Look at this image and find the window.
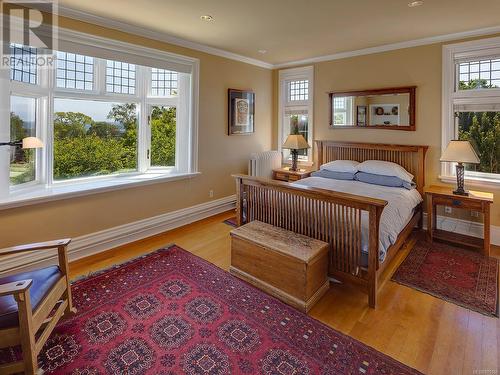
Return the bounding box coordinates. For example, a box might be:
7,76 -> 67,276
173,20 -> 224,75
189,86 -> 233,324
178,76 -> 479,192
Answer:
56,52 -> 94,90
10,44 -> 37,84
442,37 -> 500,184
10,96 -> 37,185
332,97 -> 353,126
151,68 -> 178,97
0,30 -> 199,202
279,67 -> 314,164
106,60 -> 136,94
149,106 -> 176,167
458,59 -> 500,90
53,99 -> 138,180
289,80 -> 308,101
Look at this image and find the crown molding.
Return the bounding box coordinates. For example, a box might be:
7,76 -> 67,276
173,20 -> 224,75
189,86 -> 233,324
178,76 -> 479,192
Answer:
274,25 -> 500,69
58,6 -> 500,71
57,6 -> 274,70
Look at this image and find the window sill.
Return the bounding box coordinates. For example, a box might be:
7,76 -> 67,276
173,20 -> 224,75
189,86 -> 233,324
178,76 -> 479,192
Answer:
0,170 -> 201,211
439,175 -> 500,190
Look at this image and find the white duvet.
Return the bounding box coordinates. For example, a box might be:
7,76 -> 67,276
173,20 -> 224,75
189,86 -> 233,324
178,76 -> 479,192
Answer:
292,177 -> 422,263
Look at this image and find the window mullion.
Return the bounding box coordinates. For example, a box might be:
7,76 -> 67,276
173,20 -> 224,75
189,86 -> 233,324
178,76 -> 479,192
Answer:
137,65 -> 149,173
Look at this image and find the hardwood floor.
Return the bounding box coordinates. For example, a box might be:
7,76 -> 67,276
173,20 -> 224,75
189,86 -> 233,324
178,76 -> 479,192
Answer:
69,210 -> 500,375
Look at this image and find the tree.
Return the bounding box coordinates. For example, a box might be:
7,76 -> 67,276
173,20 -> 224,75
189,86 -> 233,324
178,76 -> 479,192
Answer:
54,112 -> 92,139
150,106 -> 176,166
107,103 -> 138,169
87,121 -> 121,139
459,79 -> 493,90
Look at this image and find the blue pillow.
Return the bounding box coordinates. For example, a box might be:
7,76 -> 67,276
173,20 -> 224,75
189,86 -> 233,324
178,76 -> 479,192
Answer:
311,170 -> 355,180
355,172 -> 416,190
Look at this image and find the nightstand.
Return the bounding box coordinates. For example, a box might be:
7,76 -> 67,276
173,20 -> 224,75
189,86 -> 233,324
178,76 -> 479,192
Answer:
424,185 -> 493,256
273,167 -> 312,182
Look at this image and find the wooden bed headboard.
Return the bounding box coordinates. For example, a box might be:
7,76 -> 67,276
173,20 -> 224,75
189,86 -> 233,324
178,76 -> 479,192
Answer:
315,141 -> 428,194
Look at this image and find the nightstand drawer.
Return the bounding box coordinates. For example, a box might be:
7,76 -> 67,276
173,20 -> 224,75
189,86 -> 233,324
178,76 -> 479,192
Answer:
432,196 -> 483,210
288,174 -> 301,182
274,172 -> 289,181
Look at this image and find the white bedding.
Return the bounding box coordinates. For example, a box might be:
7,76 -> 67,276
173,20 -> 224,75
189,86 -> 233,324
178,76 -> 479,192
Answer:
292,177 -> 422,263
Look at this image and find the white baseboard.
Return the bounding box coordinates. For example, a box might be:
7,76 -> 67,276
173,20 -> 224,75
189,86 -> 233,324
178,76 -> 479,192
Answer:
422,213 -> 500,246
0,195 -> 236,275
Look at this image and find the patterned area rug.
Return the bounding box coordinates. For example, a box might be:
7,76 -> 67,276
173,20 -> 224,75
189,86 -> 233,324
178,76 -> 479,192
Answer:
1,246 -> 422,374
223,216 -> 237,227
392,238 -> 499,317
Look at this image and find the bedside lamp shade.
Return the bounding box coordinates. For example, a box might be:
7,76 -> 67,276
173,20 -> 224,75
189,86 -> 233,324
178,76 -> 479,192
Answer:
22,137 -> 44,149
282,134 -> 310,172
282,134 -> 310,150
440,140 -> 480,196
440,140 -> 479,164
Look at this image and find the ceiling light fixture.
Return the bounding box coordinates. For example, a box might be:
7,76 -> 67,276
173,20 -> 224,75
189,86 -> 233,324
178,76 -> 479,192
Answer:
200,15 -> 214,21
408,1 -> 424,7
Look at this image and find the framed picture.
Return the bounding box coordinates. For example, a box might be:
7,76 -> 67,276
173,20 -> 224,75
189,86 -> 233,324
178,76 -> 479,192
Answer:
356,105 -> 367,127
228,89 -> 255,135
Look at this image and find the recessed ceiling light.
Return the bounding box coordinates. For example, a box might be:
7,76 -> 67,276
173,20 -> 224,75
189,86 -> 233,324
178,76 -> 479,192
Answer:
200,15 -> 214,21
258,49 -> 267,54
408,1 -> 424,7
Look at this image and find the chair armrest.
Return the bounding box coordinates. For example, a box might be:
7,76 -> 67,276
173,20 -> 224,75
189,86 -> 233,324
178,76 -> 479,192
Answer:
0,239 -> 71,257
0,279 -> 32,297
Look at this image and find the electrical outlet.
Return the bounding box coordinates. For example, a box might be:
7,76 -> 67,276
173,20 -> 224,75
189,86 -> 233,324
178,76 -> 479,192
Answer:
209,189 -> 214,198
444,206 -> 452,214
471,210 -> 480,218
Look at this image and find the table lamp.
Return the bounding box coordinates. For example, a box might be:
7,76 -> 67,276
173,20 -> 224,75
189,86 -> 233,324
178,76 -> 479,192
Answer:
0,137 -> 44,149
440,140 -> 480,196
282,134 -> 310,172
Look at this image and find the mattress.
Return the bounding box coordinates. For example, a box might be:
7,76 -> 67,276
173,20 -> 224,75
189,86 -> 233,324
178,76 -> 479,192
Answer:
292,177 -> 422,264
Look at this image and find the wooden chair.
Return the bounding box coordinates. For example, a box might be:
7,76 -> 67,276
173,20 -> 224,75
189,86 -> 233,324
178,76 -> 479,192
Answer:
0,239 -> 76,375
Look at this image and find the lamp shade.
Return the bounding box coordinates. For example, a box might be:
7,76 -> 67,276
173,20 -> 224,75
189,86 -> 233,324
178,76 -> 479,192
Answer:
282,134 -> 310,150
440,140 -> 480,163
22,137 -> 44,149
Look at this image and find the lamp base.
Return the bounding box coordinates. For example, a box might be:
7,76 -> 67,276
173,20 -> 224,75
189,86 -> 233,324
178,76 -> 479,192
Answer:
290,150 -> 299,172
453,163 -> 468,196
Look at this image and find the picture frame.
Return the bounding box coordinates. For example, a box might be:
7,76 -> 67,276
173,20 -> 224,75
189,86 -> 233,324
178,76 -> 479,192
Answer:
228,89 -> 255,135
356,105 -> 367,127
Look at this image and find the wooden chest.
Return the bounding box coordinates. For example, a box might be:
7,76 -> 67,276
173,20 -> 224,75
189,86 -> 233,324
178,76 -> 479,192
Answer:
229,220 -> 329,312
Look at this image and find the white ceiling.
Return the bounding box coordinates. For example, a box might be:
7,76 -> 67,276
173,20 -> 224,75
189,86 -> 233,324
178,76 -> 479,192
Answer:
59,0 -> 500,65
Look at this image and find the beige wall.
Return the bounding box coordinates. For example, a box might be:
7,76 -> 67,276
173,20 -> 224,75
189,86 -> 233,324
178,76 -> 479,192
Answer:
307,41 -> 500,226
0,17 -> 273,248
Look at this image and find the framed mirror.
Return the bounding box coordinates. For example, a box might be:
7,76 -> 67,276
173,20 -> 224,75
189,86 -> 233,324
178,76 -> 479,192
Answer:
329,86 -> 416,131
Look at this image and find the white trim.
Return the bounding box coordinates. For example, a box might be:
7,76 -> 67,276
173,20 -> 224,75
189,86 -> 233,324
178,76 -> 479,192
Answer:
58,6 -> 500,70
422,213 -> 500,246
275,26 -> 500,69
439,174 -> 500,189
441,36 -> 500,180
0,171 -> 201,211
58,6 -> 274,70
0,194 -> 236,275
278,66 -> 314,164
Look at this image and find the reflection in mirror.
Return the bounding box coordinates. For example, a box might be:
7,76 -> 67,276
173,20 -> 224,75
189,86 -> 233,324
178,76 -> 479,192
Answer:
329,87 -> 416,131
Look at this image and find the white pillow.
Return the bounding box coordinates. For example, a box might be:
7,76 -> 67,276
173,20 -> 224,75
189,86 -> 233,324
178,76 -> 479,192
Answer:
357,160 -> 414,182
320,160 -> 359,173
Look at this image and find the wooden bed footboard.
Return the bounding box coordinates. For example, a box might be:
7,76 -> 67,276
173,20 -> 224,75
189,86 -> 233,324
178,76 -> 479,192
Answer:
233,141 -> 428,308
233,174 -> 387,307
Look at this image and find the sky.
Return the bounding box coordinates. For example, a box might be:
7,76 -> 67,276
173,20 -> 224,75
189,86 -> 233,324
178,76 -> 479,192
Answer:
11,96 -> 134,122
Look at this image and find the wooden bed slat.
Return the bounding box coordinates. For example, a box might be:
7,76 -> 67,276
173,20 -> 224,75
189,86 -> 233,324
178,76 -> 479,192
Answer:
234,141 -> 428,308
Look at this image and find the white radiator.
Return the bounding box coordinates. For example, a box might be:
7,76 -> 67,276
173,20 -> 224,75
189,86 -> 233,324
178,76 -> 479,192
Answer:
248,151 -> 282,178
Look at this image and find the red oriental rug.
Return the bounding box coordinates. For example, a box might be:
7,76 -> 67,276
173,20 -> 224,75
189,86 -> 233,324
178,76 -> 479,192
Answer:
1,245 -> 422,374
392,238 -> 499,317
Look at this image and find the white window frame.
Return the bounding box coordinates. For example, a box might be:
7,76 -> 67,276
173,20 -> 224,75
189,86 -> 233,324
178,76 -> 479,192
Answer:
278,66 -> 314,166
0,26 -> 199,206
441,36 -> 500,188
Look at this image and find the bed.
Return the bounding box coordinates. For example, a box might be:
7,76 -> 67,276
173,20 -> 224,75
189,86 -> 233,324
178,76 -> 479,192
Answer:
233,141 -> 428,308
